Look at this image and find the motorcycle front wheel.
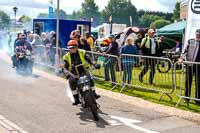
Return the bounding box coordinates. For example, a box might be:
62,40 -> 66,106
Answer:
84,90 -> 99,121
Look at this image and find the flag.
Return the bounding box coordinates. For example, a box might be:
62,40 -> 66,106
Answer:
109,15 -> 112,23
183,0 -> 200,51
48,0 -> 54,18
90,16 -> 94,23
130,16 -> 132,26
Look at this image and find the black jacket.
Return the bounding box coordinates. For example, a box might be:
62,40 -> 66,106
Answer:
105,41 -> 119,56
64,51 -> 92,75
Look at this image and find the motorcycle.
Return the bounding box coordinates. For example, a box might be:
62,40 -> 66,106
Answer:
16,46 -> 34,75
157,50 -> 183,73
63,64 -> 101,121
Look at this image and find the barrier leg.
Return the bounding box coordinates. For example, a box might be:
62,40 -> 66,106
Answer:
111,84 -> 118,91
176,97 -> 182,107
159,93 -> 172,102
120,84 -> 126,93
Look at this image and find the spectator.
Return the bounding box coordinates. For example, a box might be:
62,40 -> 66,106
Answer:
135,32 -> 143,66
139,29 -> 160,84
41,32 -> 51,46
31,33 -> 43,62
7,32 -> 12,54
79,37 -> 91,51
49,32 -> 62,65
12,33 -> 22,67
73,34 -> 81,46
120,37 -> 138,84
175,38 -> 183,54
14,33 -> 22,50
103,34 -> 119,83
70,30 -> 81,40
49,32 -> 56,65
31,33 -> 42,46
157,36 -> 173,56
27,31 -> 33,43
179,29 -> 200,105
135,33 -> 143,50
85,31 -> 94,50
41,32 -> 51,61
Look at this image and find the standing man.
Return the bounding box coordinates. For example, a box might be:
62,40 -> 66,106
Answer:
179,29 -> 200,104
103,34 -> 119,83
85,31 -> 94,50
139,29 -> 160,84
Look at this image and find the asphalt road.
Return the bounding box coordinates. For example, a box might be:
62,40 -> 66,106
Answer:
0,58 -> 200,133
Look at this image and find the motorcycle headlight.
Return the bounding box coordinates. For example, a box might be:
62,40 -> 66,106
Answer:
26,50 -> 31,55
82,85 -> 90,92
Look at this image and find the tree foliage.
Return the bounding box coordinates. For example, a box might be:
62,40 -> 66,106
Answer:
102,0 -> 138,26
150,19 -> 171,29
55,9 -> 68,19
0,10 -> 10,28
172,2 -> 180,21
71,0 -> 101,26
70,10 -> 82,20
18,15 -> 31,23
139,13 -> 164,28
68,0 -> 176,28
37,9 -> 67,19
37,13 -> 48,19
139,10 -> 172,19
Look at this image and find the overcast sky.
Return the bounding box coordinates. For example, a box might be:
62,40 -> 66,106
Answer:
0,0 -> 179,18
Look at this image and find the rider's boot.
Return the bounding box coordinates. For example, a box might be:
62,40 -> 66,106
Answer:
93,90 -> 101,99
72,94 -> 80,105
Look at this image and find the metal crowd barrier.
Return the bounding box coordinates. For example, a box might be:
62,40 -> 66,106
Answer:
33,45 -> 57,69
32,46 -> 178,102
33,45 -> 65,69
120,54 -> 175,101
86,51 -> 121,90
174,61 -> 200,106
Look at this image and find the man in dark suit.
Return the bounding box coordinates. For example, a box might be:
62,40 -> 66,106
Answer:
179,29 -> 200,104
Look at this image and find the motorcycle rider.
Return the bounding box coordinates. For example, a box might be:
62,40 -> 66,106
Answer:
14,34 -> 33,68
62,40 -> 100,105
15,34 -> 32,53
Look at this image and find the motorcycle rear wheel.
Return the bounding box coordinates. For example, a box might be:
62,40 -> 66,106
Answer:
157,60 -> 171,73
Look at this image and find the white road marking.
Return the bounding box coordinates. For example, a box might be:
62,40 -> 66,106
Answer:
0,115 -> 28,133
110,115 -> 159,133
107,120 -> 122,126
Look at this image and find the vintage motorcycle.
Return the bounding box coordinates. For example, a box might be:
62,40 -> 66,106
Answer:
63,64 -> 101,121
15,46 -> 34,75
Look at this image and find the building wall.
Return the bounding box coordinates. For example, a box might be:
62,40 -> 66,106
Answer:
180,0 -> 188,19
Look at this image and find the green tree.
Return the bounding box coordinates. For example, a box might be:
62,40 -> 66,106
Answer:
55,9 -> 68,19
172,2 -> 180,21
37,13 -> 48,19
18,15 -> 31,23
102,0 -> 138,26
71,10 -> 82,20
70,0 -> 101,26
82,0 -> 101,25
0,11 -> 10,29
139,13 -> 164,28
150,19 -> 171,29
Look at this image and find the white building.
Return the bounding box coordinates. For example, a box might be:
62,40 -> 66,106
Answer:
180,0 -> 188,19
